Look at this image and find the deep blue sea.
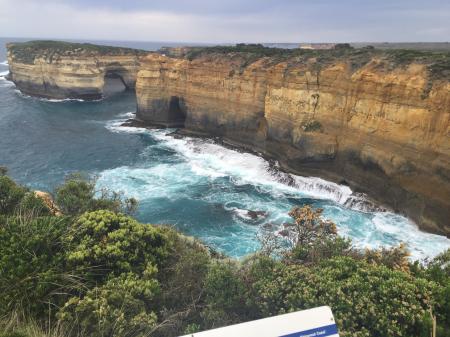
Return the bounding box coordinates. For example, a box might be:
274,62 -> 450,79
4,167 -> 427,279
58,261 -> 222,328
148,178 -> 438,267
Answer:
1,37 -> 449,260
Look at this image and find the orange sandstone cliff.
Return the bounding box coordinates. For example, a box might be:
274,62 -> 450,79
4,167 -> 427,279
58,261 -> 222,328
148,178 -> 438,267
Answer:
7,42 -> 450,235
136,49 -> 450,236
7,41 -> 146,100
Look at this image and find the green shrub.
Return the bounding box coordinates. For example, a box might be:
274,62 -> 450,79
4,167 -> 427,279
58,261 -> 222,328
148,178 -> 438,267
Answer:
58,211 -> 170,336
18,192 -> 52,216
0,331 -> 29,337
55,173 -> 137,216
65,210 -> 169,282
0,175 -> 27,214
8,40 -> 146,65
58,272 -> 159,337
203,260 -> 249,326
289,236 -> 353,263
248,256 -> 435,337
364,243 -> 410,272
0,166 -> 8,176
421,249 -> 450,336
150,229 -> 212,336
0,215 -> 70,317
0,176 -> 447,337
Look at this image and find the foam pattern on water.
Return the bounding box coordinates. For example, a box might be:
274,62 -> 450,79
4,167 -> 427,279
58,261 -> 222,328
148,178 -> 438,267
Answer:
97,119 -> 450,260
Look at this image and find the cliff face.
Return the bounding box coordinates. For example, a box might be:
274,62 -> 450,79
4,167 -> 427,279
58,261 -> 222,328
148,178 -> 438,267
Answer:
7,41 -> 146,99
136,52 -> 450,236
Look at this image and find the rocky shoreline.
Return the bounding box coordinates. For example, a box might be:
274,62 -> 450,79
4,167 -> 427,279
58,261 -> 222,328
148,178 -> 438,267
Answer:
134,50 -> 450,237
7,42 -> 450,237
121,118 -> 390,214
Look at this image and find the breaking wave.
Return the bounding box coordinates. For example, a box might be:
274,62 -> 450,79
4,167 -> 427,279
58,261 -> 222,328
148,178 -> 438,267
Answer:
98,114 -> 450,260
15,90 -> 87,102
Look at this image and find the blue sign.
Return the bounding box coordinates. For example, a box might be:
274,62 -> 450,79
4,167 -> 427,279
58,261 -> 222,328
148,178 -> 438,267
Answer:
280,324 -> 339,337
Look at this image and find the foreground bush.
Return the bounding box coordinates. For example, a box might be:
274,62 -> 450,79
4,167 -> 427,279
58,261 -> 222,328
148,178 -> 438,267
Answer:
246,256 -> 435,337
65,210 -> 168,281
58,210 -> 170,337
0,215 -> 70,317
0,174 -> 448,337
55,173 -> 137,216
0,174 -> 50,216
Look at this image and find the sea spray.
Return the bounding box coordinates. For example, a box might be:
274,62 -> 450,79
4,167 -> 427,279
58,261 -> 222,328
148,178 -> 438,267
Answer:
98,116 -> 450,260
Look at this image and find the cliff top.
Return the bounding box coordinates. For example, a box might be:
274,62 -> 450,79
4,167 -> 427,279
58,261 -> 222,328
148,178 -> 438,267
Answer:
7,40 -> 148,64
183,44 -> 450,81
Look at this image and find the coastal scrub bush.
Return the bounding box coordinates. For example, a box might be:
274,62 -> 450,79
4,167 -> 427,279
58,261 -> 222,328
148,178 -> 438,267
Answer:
153,229 -> 212,336
0,175 -> 27,214
55,173 -> 138,216
0,172 -> 51,216
64,210 -> 169,282
0,175 -> 448,337
276,205 -> 354,264
57,210 -> 171,336
202,260 -> 250,327
364,243 -> 410,272
0,215 -> 71,317
0,166 -> 8,175
246,256 -> 435,337
412,249 -> 450,336
58,272 -> 160,337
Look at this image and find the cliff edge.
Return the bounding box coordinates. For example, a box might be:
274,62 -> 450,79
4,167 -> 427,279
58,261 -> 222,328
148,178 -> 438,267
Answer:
6,42 -> 450,236
136,45 -> 450,236
7,40 -> 147,99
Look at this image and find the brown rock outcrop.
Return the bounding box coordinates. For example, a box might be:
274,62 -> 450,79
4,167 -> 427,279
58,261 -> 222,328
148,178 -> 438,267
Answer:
136,52 -> 450,236
34,191 -> 61,216
7,41 -> 146,99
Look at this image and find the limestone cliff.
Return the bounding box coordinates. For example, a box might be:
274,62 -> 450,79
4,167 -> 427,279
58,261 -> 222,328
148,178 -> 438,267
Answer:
136,47 -> 450,236
7,41 -> 146,99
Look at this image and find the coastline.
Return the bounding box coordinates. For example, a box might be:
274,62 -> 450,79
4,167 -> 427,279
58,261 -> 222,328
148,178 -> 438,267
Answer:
121,118 -> 447,236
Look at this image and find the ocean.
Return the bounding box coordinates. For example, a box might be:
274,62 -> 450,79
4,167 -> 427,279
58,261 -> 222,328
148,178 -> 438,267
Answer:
1,37 -> 449,260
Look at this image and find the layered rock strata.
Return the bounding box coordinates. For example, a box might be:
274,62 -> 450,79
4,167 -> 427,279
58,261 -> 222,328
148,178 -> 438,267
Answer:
7,41 -> 450,236
7,41 -> 146,99
136,52 -> 450,236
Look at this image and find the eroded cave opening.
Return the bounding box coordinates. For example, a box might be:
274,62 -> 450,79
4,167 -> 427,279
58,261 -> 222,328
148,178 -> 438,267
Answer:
103,71 -> 128,97
166,96 -> 187,127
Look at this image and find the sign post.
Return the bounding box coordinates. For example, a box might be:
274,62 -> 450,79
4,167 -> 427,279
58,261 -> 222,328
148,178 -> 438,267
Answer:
180,306 -> 339,337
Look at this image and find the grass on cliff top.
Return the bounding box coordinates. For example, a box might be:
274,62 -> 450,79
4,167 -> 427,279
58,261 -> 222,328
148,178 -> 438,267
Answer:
7,40 -> 148,64
185,43 -> 450,81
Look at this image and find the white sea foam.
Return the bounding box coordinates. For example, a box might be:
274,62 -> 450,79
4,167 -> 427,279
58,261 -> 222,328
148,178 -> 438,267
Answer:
97,164 -> 202,200
100,126 -> 450,260
14,89 -> 104,103
118,111 -> 136,118
151,130 -> 355,204
0,71 -> 14,87
105,112 -> 147,134
371,212 -> 449,260
0,60 -> 8,66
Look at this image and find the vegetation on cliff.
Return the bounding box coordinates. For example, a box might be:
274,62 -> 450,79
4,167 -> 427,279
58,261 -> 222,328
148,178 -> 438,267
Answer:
185,43 -> 450,81
0,169 -> 449,337
7,40 -> 147,64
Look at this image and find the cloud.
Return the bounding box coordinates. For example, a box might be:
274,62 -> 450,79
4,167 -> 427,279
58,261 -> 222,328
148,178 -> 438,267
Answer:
0,0 -> 449,42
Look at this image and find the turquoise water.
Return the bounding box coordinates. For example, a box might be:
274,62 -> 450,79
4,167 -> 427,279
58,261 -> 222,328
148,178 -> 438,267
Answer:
1,39 -> 449,260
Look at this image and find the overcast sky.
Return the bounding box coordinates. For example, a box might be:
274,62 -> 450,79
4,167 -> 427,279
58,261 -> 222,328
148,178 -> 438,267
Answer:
1,0 -> 449,43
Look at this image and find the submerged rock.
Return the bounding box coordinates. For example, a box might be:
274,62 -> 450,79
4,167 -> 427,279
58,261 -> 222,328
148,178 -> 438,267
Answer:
246,210 -> 268,220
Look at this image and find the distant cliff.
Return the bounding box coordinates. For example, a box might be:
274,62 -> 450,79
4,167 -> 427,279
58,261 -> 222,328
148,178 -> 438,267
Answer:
7,41 -> 146,99
136,45 -> 450,236
7,42 -> 450,236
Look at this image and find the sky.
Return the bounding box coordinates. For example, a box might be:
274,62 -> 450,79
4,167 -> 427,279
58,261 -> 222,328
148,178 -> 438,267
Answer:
1,0 -> 449,43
